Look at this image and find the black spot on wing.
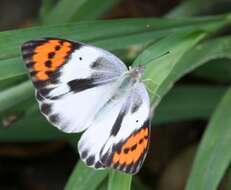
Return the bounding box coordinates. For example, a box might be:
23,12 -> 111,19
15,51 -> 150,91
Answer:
90,57 -> 119,73
123,148 -> 129,154
39,88 -> 52,97
40,103 -> 51,115
49,114 -> 60,124
95,161 -> 104,169
100,152 -> 112,166
110,108 -> 127,136
81,150 -> 88,159
67,77 -> 112,93
33,80 -> 48,89
45,60 -> 52,68
91,59 -> 101,69
131,144 -> 137,151
36,91 -> 44,101
55,45 -> 61,51
86,156 -> 95,166
73,41 -> 82,49
110,96 -> 131,136
67,78 -> 99,93
131,92 -> 143,113
124,164 -> 133,173
48,52 -> 55,59
131,101 -> 141,113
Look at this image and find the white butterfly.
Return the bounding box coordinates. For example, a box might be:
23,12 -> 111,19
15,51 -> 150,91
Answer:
21,38 -> 151,174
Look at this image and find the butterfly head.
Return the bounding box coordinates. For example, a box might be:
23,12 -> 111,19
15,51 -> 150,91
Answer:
129,65 -> 144,82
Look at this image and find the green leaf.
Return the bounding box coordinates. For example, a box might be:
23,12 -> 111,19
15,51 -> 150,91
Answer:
64,161 -> 109,190
192,58 -> 231,82
0,81 -> 33,113
166,0 -> 227,17
156,35 -> 231,101
226,167 -> 231,190
0,75 -> 27,91
186,87 -> 231,190
44,0 -> 122,24
0,106 -> 72,142
0,57 -> 26,81
39,0 -> 57,22
154,85 -> 226,124
134,31 -> 205,104
44,0 -> 90,24
108,171 -> 132,190
132,177 -> 150,190
69,0 -> 122,21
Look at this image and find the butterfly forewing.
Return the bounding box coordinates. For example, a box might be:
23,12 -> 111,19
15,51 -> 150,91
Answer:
21,38 -> 127,133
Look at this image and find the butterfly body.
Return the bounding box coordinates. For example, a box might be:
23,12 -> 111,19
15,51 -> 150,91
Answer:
21,38 -> 151,174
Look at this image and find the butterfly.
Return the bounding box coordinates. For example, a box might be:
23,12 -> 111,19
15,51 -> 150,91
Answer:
21,38 -> 151,174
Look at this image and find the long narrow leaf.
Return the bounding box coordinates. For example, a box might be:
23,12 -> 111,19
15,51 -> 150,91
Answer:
108,171 -> 132,190
166,0 -> 224,17
0,81 -> 33,113
39,0 -> 57,21
69,0 -> 122,21
45,0 -> 89,24
64,161 -> 109,190
192,59 -> 231,82
135,31 -> 205,103
156,36 -> 231,102
154,85 -> 226,124
186,87 -> 231,190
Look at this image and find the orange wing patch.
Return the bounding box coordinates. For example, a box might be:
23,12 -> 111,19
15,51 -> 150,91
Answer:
31,39 -> 72,81
112,127 -> 149,166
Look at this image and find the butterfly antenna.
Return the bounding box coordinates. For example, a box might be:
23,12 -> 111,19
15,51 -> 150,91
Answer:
140,44 -> 144,66
154,51 -> 170,60
143,50 -> 170,66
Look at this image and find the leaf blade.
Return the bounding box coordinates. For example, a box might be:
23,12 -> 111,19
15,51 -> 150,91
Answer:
64,161 -> 109,190
108,171 -> 132,190
186,87 -> 231,190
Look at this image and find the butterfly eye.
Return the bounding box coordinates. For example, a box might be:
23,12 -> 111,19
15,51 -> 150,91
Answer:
136,120 -> 139,123
79,57 -> 82,60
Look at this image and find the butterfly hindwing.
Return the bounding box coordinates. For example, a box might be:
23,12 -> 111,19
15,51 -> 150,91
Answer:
78,89 -> 128,169
78,83 -> 151,174
100,83 -> 151,174
21,38 -> 128,133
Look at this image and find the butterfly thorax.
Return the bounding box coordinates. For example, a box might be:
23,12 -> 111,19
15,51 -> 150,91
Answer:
116,65 -> 144,93
129,65 -> 144,81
